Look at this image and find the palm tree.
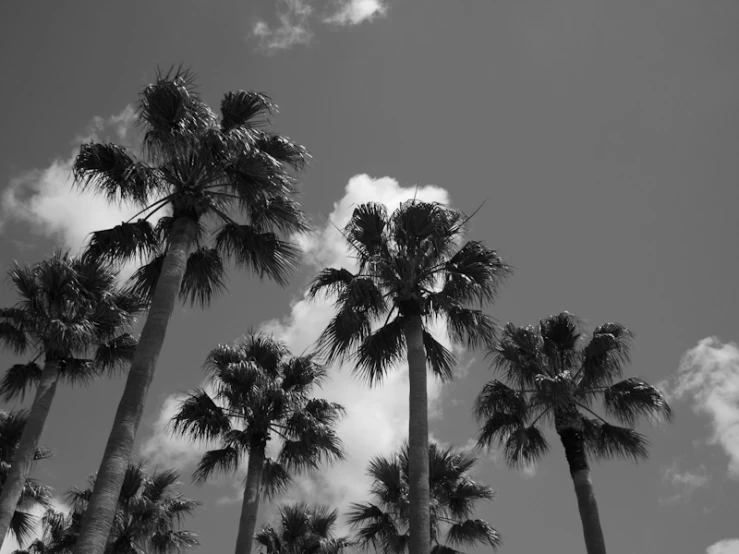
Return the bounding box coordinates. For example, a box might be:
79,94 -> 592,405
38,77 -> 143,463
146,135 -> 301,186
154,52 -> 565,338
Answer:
348,443 -> 501,554
70,67 -> 310,554
310,200 -> 508,554
255,503 -> 352,554
0,410 -> 53,548
0,253 -> 142,547
12,462 -> 199,554
171,333 -> 345,554
474,312 -> 672,554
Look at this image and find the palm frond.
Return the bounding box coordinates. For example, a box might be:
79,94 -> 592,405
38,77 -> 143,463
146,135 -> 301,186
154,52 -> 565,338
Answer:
73,143 -> 156,206
355,316 -> 406,386
431,305 -> 496,351
278,425 -> 345,472
473,380 -> 527,421
0,320 -> 29,355
143,469 -> 181,503
179,247 -> 227,308
93,333 -> 138,373
83,220 -> 160,264
503,425 -> 549,467
214,223 -> 299,286
538,312 -> 582,370
171,389 -> 231,443
441,241 -> 510,305
0,362 -> 43,401
128,253 -> 165,303
192,446 -> 242,484
446,519 -> 501,550
343,203 -> 389,264
149,530 -> 199,554
423,331 -> 456,381
602,378 -> 673,425
249,194 -> 310,234
579,323 -> 634,388
308,268 -> 355,300
9,510 -> 38,545
280,355 -> 328,392
581,419 -> 649,462
488,324 -> 543,387
221,90 -> 275,132
315,306 -> 372,364
261,458 -> 293,500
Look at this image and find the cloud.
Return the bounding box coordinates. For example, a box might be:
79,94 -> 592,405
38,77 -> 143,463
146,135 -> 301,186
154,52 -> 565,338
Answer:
706,539 -> 739,554
658,462 -> 709,505
252,0 -> 314,52
1,106 -> 143,259
251,0 -> 387,52
325,0 -> 387,25
668,338 -> 739,479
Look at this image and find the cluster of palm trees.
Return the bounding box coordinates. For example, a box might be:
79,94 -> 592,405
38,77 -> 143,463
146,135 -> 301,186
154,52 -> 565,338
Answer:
0,69 -> 672,554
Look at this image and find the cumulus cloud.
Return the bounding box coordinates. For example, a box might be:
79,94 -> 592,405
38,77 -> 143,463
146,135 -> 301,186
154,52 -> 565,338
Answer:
252,0 -> 314,52
668,338 -> 739,479
139,174 -> 460,518
706,539 -> 739,554
325,0 -> 387,25
1,106 -> 143,258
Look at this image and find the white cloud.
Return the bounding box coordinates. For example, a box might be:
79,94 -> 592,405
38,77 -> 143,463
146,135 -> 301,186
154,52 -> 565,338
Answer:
325,0 -> 387,25
658,462 -> 709,505
669,338 -> 739,479
252,0 -> 314,52
706,539 -> 739,554
1,106 -> 143,259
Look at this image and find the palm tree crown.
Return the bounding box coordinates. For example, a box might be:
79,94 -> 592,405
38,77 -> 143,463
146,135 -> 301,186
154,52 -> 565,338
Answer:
348,443 -> 501,554
172,333 -> 345,487
475,312 -> 672,467
0,410 -> 53,546
73,67 -> 309,303
0,252 -> 141,394
256,503 -> 353,554
310,200 -> 509,383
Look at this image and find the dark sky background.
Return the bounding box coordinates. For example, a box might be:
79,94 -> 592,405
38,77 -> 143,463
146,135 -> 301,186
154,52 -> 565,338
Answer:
1,1 -> 739,553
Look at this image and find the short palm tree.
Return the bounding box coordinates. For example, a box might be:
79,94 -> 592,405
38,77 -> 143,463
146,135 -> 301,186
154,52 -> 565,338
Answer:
0,410 -> 53,547
70,68 -> 309,554
255,502 -> 352,554
12,462 -> 199,554
0,253 -> 141,547
348,443 -> 501,554
171,333 -> 345,554
474,312 -> 672,554
310,200 -> 508,554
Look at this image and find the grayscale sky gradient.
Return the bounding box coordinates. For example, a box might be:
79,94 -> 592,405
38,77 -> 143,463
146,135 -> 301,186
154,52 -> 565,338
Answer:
1,1 -> 738,553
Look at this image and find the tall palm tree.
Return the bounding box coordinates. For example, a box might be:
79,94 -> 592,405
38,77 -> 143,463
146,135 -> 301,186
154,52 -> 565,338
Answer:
256,503 -> 352,554
0,410 -> 53,547
70,67 -> 309,554
474,312 -> 672,554
348,443 -> 501,554
0,253 -> 142,547
171,333 -> 345,554
310,200 -> 509,554
12,462 -> 199,554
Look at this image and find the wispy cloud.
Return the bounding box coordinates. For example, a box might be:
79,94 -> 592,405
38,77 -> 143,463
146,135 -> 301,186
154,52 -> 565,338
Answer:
251,0 -> 387,52
324,0 -> 387,25
252,0 -> 314,52
706,538 -> 739,554
666,338 -> 739,479
659,462 -> 709,505
0,106 -> 142,259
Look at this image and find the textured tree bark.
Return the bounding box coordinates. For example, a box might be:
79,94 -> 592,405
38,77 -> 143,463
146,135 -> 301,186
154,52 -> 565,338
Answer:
0,360 -> 61,548
234,447 -> 266,554
73,216 -> 197,554
558,426 -> 607,554
404,315 -> 430,554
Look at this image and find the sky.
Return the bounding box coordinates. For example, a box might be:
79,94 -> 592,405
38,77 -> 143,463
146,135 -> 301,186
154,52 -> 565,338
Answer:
0,1 -> 738,553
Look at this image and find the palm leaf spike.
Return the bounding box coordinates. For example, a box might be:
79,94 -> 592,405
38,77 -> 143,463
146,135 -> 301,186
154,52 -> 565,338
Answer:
475,312 -> 672,554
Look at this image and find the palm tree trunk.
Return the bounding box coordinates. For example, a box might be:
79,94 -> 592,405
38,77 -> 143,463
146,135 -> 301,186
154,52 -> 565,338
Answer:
404,315 -> 430,554
0,360 -> 61,548
73,216 -> 198,554
234,446 -> 265,554
558,427 -> 607,554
